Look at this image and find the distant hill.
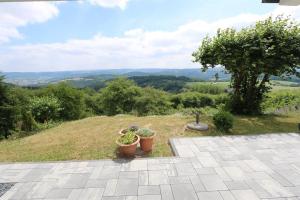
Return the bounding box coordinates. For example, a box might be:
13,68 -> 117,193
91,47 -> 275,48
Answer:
129,75 -> 194,92
2,67 -> 299,87
2,68 -> 229,86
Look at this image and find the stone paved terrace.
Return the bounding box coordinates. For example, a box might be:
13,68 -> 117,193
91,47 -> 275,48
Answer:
1,133 -> 300,200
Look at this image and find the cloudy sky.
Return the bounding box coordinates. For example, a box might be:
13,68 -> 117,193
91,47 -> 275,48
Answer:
0,0 -> 299,72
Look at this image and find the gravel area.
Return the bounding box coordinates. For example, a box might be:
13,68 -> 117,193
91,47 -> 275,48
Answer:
0,183 -> 15,197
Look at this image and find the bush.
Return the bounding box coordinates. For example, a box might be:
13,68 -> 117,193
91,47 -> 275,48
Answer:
262,90 -> 300,112
185,83 -> 226,94
134,87 -> 172,116
46,83 -> 85,120
99,78 -> 142,115
21,111 -> 38,132
0,77 -> 20,138
213,94 -> 230,106
29,96 -> 61,123
213,111 -> 234,132
171,92 -> 214,108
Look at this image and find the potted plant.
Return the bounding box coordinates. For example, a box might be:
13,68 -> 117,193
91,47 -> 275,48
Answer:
136,128 -> 156,152
119,125 -> 139,135
116,131 -> 140,157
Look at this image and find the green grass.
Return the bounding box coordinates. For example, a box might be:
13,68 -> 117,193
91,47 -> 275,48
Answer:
187,81 -> 300,92
0,113 -> 299,162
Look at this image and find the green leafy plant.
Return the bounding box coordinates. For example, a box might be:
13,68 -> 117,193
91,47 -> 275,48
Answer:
213,111 -> 234,133
118,131 -> 137,145
193,16 -> 300,114
136,128 -> 155,137
29,96 -> 61,123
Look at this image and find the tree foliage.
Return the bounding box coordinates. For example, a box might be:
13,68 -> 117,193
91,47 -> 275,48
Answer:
193,16 -> 300,114
99,78 -> 141,115
0,76 -> 20,138
135,87 -> 172,116
46,83 -> 85,120
29,96 -> 61,123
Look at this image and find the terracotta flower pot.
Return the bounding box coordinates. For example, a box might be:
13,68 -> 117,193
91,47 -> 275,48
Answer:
119,129 -> 127,135
139,133 -> 156,152
116,135 -> 140,157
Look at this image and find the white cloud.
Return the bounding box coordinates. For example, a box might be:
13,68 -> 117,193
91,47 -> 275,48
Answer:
88,0 -> 130,9
0,2 -> 59,43
0,5 -> 300,72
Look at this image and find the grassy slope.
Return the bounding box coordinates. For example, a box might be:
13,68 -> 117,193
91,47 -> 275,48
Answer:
0,113 -> 299,162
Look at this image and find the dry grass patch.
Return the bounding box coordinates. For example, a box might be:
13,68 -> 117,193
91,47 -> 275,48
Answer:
0,113 -> 298,162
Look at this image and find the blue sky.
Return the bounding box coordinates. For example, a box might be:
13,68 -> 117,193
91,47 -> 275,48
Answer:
0,0 -> 299,72
18,0 -> 274,43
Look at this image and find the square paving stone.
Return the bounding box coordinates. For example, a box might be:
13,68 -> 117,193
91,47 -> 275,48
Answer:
160,185 -> 174,200
138,185 -> 160,195
104,179 -> 118,196
148,171 -> 169,185
46,188 -> 72,199
190,176 -> 205,192
115,179 -> 138,196
138,195 -> 161,200
139,171 -> 148,185
119,171 -> 139,179
77,188 -> 104,200
100,166 -> 121,179
61,174 -> 89,189
224,181 -> 249,190
197,191 -> 223,200
231,189 -> 260,200
171,184 -> 198,200
85,179 -> 107,188
169,176 -> 190,184
175,163 -> 197,176
199,174 -> 228,191
219,191 -> 236,200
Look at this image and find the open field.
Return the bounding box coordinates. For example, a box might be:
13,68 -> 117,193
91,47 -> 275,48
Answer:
187,81 -> 300,91
0,113 -> 299,162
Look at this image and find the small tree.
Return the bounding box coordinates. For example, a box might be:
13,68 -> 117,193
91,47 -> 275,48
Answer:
99,78 -> 141,115
135,87 -> 172,116
29,96 -> 61,123
47,83 -> 85,120
193,16 -> 300,114
0,76 -> 19,138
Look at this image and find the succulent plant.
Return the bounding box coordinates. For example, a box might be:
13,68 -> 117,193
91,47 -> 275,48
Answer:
118,131 -> 137,145
136,128 -> 154,138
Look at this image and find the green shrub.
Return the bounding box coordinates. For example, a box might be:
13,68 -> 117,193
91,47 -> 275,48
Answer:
118,131 -> 137,145
134,87 -> 172,116
0,77 -> 21,139
21,111 -> 38,132
262,90 -> 300,112
213,94 -> 230,106
213,111 -> 234,132
185,83 -> 226,94
171,92 -> 214,108
136,128 -> 155,137
29,96 -> 61,123
100,78 -> 142,116
46,83 -> 85,120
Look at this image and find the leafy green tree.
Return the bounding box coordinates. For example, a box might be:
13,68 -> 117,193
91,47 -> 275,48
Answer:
47,83 -> 85,120
29,96 -> 61,123
99,78 -> 141,115
0,76 -> 20,138
134,87 -> 172,116
193,16 -> 300,114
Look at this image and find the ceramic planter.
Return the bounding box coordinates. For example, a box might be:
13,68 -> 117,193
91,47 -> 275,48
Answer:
139,132 -> 156,152
116,135 -> 140,157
